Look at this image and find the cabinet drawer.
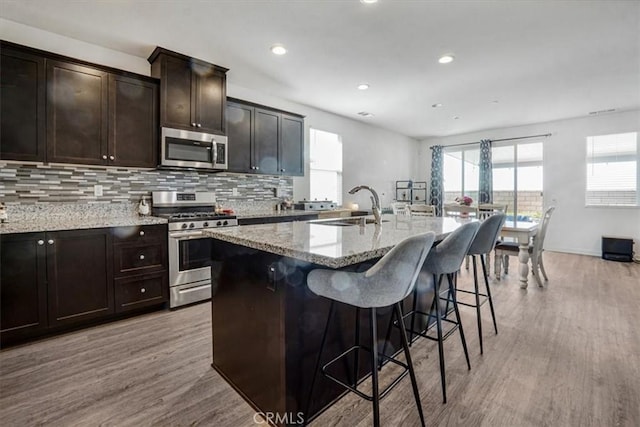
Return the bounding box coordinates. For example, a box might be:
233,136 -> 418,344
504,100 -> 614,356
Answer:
115,272 -> 168,312
114,242 -> 166,276
112,224 -> 167,243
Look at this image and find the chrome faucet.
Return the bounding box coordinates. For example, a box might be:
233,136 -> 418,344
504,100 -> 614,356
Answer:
349,185 -> 382,225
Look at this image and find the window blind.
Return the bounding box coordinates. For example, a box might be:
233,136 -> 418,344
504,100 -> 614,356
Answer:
586,132 -> 638,206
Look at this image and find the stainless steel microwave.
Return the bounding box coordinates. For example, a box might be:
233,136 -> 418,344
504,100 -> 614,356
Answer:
160,127 -> 228,170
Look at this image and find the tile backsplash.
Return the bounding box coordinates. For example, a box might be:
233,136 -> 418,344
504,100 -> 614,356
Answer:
0,161 -> 293,213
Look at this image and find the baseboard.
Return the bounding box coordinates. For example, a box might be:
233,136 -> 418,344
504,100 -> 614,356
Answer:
544,246 -> 600,257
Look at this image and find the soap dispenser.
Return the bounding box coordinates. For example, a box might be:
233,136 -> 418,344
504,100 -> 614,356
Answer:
138,196 -> 150,216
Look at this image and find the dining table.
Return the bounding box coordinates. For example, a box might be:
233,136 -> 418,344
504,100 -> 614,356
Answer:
495,220 -> 540,289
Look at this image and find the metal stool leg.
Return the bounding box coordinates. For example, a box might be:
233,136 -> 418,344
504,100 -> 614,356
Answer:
481,255 -> 498,335
448,273 -> 471,370
472,255 -> 484,354
369,308 -> 381,427
394,303 -> 426,427
303,300 -> 335,426
433,273 -> 447,404
353,307 -> 360,386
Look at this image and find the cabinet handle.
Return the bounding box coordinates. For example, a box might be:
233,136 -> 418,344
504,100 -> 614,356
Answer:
191,122 -> 197,127
109,155 -> 115,161
139,254 -> 145,260
140,288 -> 146,293
102,155 -> 107,160
139,230 -> 145,236
281,168 -> 285,172
48,239 -> 54,245
196,123 -> 202,128
37,240 -> 44,246
255,166 -> 260,170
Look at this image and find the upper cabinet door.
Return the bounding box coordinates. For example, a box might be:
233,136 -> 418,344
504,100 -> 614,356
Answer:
46,60 -> 108,165
160,55 -> 194,130
279,114 -> 304,176
196,68 -> 226,135
108,74 -> 159,168
254,108 -> 280,175
0,46 -> 46,162
227,101 -> 253,173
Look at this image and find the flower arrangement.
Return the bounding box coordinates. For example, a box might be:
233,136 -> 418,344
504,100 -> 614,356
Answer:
455,195 -> 473,206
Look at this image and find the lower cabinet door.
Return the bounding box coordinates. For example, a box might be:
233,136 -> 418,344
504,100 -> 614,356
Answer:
47,228 -> 114,327
0,232 -> 47,343
115,271 -> 168,313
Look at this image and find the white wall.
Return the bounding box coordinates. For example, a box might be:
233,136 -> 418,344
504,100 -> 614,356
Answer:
1,19 -> 420,210
419,110 -> 640,257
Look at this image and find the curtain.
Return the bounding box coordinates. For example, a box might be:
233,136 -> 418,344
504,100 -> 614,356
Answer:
478,139 -> 493,204
429,145 -> 444,216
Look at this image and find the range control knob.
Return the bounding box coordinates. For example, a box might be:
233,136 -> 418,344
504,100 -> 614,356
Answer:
216,221 -> 222,226
223,220 -> 228,226
189,223 -> 195,229
181,223 -> 188,229
203,222 -> 209,227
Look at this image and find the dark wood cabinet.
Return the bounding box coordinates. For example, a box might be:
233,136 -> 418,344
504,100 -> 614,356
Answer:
0,224 -> 168,345
227,98 -> 304,176
46,60 -> 109,165
280,113 -> 304,176
0,233 -> 48,342
0,44 -> 46,161
254,108 -> 280,175
0,41 -> 159,168
149,47 -> 227,135
112,224 -> 168,313
109,74 -> 158,168
47,228 -> 114,327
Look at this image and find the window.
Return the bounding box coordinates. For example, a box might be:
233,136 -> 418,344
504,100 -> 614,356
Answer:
443,148 -> 479,203
310,128 -> 342,204
586,132 -> 638,206
492,141 -> 543,221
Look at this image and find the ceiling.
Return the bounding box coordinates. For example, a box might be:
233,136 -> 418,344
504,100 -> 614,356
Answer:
1,0 -> 639,139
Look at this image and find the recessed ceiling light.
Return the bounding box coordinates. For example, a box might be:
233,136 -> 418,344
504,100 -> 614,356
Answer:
490,100 -> 499,104
453,116 -> 460,120
438,54 -> 455,64
357,111 -> 374,117
357,83 -> 370,90
270,44 -> 287,55
360,0 -> 378,4
432,103 -> 443,108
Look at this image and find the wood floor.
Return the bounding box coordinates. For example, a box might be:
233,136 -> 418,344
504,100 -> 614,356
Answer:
1,252 -> 639,426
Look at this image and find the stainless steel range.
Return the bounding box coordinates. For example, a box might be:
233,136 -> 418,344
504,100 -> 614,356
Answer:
152,191 -> 237,308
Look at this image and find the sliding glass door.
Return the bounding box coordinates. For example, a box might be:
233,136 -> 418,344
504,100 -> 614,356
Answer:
443,148 -> 480,203
492,142 -> 543,221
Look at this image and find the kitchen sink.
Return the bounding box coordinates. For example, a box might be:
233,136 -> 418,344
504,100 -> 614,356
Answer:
311,217 -> 389,226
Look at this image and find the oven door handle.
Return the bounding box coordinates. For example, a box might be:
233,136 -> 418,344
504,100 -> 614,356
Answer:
169,231 -> 207,239
212,139 -> 218,165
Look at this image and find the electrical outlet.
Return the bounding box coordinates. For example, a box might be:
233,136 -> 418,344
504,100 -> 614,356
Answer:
232,188 -> 239,196
94,185 -> 103,197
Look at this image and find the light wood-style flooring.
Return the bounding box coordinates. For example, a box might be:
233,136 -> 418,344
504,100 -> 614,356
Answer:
1,252 -> 639,426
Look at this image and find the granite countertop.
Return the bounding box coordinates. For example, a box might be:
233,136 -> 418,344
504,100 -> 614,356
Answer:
203,214 -> 470,268
235,209 -> 325,219
0,215 -> 167,234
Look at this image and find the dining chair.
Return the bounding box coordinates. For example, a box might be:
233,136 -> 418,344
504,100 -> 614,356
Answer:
494,206 -> 555,287
391,202 -> 410,216
409,204 -> 436,217
305,232 -> 436,427
443,203 -> 478,218
476,203 -> 508,274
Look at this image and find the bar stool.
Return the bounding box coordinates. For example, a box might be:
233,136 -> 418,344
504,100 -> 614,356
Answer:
458,214 -> 505,354
397,222 -> 479,404
305,232 -> 436,427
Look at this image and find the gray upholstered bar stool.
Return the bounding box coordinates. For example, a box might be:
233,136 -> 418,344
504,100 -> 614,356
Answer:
305,232 -> 436,427
458,214 -> 505,354
403,222 -> 479,404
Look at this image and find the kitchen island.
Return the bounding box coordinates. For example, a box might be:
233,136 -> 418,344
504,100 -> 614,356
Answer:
203,215 -> 467,425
